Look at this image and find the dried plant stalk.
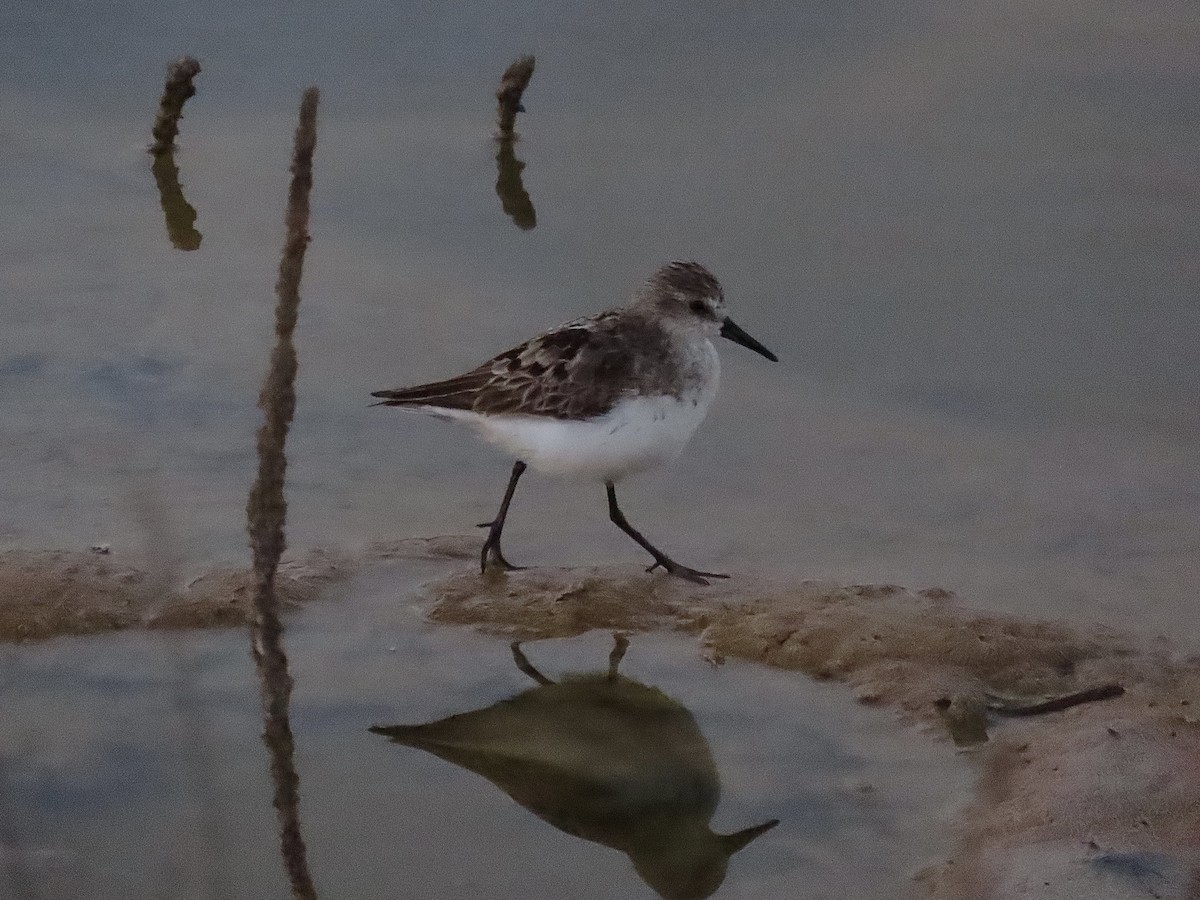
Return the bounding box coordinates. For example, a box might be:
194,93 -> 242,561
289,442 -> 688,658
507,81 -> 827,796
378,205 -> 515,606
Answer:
245,86 -> 321,900
494,55 -> 537,229
150,56 -> 202,155
148,56 -> 203,249
495,54 -> 535,137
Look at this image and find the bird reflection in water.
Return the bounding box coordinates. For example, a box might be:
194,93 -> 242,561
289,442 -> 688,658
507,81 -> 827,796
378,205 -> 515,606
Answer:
370,634 -> 778,899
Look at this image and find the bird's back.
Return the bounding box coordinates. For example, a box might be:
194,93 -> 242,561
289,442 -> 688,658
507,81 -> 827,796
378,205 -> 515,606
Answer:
372,308 -> 697,421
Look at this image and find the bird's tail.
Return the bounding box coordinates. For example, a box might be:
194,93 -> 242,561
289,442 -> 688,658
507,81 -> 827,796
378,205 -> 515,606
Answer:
370,372 -> 488,410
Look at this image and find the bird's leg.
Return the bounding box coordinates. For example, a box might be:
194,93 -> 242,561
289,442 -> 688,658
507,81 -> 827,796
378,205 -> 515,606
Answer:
480,460 -> 527,573
510,641 -> 554,685
607,632 -> 630,682
605,482 -> 729,585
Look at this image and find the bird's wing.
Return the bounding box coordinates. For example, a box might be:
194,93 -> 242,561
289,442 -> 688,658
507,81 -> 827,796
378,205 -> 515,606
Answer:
371,312 -> 644,420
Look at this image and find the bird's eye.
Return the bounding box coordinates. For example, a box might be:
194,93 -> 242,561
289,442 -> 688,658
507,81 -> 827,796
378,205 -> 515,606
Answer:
689,300 -> 707,315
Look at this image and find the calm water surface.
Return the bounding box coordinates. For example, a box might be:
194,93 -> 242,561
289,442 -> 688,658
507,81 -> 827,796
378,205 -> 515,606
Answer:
0,562 -> 970,898
1,7 -> 1197,628
3,6 -> 1196,893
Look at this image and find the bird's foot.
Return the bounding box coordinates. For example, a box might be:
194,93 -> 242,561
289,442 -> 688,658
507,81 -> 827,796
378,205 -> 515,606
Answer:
481,541 -> 526,574
645,559 -> 730,585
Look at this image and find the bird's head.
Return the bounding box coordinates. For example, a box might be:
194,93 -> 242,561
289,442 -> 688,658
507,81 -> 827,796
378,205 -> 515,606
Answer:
636,261 -> 777,362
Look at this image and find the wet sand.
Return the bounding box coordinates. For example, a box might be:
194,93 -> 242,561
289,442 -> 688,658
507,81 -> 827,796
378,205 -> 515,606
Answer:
0,537 -> 474,640
2,540 -> 1197,898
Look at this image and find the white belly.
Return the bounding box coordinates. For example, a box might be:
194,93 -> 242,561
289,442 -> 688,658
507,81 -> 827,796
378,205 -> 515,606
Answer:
476,390 -> 713,481
409,339 -> 721,482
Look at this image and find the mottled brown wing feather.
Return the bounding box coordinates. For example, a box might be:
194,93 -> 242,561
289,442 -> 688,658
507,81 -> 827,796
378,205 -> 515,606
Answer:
371,311 -> 670,420
369,371 -> 494,410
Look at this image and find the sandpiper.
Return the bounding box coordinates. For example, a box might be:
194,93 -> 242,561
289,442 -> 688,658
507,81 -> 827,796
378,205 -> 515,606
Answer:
371,261 -> 777,583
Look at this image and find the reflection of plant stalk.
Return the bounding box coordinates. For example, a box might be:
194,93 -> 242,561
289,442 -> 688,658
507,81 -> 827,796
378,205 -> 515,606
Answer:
151,151 -> 202,250
0,768 -> 37,900
150,56 -> 201,155
493,56 -> 537,230
245,86 -> 320,900
149,57 -> 203,250
495,54 -> 535,137
494,136 -> 536,230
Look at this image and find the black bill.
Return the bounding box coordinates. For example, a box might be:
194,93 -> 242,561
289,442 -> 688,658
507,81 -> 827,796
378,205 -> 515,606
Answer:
720,317 -> 778,362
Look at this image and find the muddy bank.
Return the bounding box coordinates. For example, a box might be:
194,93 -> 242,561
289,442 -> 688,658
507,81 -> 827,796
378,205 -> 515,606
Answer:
423,568 -> 1168,727
0,537 -> 474,641
2,543 -> 1197,897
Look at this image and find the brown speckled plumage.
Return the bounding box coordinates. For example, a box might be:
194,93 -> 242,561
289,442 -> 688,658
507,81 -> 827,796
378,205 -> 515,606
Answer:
371,262 -> 722,420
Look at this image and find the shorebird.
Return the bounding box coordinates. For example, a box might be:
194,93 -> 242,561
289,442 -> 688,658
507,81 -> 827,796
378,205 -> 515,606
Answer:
371,261 -> 777,583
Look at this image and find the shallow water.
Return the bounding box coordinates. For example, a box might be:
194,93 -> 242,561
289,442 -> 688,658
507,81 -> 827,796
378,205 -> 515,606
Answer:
0,561 -> 969,898
2,1 -> 1198,641
4,2 -> 1197,642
